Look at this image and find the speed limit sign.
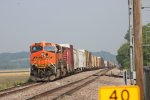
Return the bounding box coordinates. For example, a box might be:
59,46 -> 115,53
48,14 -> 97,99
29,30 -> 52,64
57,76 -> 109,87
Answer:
99,86 -> 140,100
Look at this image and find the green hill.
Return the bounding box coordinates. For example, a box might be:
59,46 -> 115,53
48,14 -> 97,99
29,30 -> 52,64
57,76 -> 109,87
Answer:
0,52 -> 30,69
92,51 -> 117,64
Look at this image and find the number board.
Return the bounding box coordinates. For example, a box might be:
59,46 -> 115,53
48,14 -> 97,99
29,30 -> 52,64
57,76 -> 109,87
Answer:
99,86 -> 140,100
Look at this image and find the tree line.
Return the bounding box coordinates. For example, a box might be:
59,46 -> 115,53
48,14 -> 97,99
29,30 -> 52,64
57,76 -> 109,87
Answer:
116,23 -> 150,69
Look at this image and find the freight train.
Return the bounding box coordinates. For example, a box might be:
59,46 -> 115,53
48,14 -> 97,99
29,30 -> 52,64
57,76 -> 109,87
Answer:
30,41 -> 115,81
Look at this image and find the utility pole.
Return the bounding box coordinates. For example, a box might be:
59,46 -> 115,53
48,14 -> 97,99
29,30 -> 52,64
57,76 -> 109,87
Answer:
133,0 -> 144,99
128,0 -> 134,85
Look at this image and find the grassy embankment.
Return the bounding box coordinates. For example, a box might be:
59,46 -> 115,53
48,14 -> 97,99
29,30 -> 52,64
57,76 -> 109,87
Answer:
0,69 -> 30,90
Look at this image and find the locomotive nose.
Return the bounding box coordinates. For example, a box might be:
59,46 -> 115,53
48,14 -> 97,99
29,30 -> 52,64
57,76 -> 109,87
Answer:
32,52 -> 50,68
41,52 -> 44,57
41,52 -> 49,57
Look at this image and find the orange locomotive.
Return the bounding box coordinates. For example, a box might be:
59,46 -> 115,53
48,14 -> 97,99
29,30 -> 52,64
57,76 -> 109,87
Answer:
30,41 -> 74,81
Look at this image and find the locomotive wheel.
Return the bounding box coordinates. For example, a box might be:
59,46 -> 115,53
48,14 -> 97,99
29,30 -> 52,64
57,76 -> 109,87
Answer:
62,68 -> 67,77
49,75 -> 56,81
56,69 -> 61,79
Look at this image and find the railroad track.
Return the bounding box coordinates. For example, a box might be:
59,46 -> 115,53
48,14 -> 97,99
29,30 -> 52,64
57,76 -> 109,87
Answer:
27,68 -> 112,100
0,82 -> 46,97
0,82 -> 35,93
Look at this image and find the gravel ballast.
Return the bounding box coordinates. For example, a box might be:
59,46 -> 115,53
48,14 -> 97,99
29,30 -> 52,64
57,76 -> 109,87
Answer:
0,69 -> 104,100
60,68 -> 130,100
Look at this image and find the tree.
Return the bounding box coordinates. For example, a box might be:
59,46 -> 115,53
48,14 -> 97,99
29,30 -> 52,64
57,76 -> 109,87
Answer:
143,23 -> 150,66
116,43 -> 130,69
124,30 -> 130,42
117,23 -> 150,69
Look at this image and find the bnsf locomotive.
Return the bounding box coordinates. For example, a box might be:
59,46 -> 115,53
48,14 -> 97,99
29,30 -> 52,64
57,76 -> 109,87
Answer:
30,41 -> 114,81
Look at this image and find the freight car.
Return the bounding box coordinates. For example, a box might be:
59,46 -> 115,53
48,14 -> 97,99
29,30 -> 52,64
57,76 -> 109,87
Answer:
30,41 -> 106,81
104,60 -> 116,68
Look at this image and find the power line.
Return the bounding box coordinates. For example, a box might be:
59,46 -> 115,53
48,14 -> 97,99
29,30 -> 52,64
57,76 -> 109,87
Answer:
142,7 -> 150,9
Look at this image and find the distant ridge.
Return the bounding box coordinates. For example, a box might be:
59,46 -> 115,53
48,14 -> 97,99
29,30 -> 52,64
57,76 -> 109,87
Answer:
0,52 -> 30,69
92,51 -> 117,64
0,51 -> 117,70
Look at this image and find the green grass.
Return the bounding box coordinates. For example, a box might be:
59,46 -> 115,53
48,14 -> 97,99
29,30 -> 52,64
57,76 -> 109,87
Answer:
0,71 -> 30,90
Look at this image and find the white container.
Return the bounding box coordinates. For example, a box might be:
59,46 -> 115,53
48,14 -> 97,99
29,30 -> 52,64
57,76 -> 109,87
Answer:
77,49 -> 86,68
73,49 -> 79,69
104,60 -> 108,67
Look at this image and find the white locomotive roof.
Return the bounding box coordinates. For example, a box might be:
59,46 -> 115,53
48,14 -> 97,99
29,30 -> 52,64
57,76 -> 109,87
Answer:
59,44 -> 71,48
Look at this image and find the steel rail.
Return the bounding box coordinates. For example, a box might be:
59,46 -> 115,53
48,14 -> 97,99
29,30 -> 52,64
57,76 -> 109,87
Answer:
0,82 -> 45,97
27,68 -> 112,100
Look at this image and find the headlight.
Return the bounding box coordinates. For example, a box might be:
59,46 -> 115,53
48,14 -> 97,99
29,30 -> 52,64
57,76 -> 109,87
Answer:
41,52 -> 44,57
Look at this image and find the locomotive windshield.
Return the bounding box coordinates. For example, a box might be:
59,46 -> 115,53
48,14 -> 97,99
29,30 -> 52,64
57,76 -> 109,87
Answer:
31,46 -> 43,53
44,46 -> 55,52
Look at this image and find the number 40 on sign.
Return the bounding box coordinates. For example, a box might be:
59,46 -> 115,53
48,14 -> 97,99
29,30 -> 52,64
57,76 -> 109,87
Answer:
99,86 -> 140,100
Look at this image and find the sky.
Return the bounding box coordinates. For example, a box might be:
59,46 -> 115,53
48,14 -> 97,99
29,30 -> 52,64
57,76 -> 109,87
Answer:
0,0 -> 149,54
